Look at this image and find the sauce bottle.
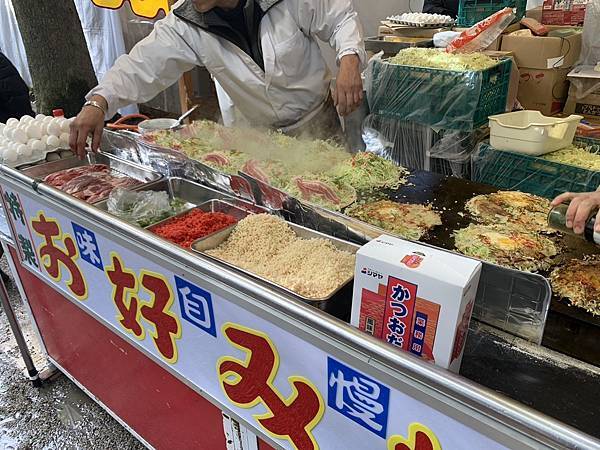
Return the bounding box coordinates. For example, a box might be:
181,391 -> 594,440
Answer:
548,203 -> 600,244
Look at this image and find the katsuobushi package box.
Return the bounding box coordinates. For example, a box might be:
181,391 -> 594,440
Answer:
351,235 -> 482,372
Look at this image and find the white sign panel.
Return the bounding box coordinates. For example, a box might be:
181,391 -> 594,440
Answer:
1,184 -> 507,450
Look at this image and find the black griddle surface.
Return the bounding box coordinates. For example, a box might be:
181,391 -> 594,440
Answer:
351,170 -> 600,364
462,322 -> 600,439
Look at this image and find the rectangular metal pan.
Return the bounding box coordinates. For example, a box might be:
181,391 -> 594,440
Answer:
192,219 -> 359,303
96,177 -> 265,213
147,199 -> 259,240
21,151 -> 161,185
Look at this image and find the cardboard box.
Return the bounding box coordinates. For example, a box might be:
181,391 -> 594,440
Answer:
517,67 -> 571,115
526,6 -> 543,22
350,235 -> 481,372
500,26 -> 582,69
542,0 -> 588,26
564,66 -> 600,121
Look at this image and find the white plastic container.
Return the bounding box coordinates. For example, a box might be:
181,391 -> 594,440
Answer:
488,110 -> 583,156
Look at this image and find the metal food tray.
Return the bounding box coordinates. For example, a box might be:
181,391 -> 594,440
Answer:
21,151 -> 160,186
95,177 -> 266,225
124,130 -> 257,203
192,219 -> 359,304
147,199 -> 263,246
365,36 -> 433,56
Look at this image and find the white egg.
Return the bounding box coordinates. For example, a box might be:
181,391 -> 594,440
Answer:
35,114 -> 45,120
5,129 -> 15,141
31,140 -> 45,153
27,138 -> 37,147
27,123 -> 42,139
0,123 -> 5,134
10,142 -> 20,151
42,116 -> 53,126
3,148 -> 18,162
60,118 -> 71,133
6,118 -> 18,127
3,126 -> 13,139
47,122 -> 61,136
40,135 -> 49,146
17,122 -> 28,131
20,115 -> 33,124
47,135 -> 60,148
13,128 -> 28,144
59,132 -> 70,147
17,144 -> 31,157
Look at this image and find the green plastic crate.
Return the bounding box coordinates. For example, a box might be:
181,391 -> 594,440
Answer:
472,138 -> 600,199
367,58 -> 512,132
457,0 -> 527,27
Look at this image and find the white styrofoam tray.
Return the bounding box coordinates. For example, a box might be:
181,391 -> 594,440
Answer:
488,110 -> 583,156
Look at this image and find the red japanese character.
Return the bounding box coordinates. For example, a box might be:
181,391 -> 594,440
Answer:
219,324 -> 324,450
139,272 -> 180,362
106,254 -> 143,338
394,431 -> 436,450
388,423 -> 442,450
31,214 -> 87,299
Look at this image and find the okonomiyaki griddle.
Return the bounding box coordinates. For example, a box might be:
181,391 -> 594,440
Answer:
373,170 -> 600,366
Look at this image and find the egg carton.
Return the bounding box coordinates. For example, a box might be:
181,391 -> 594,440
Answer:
392,20 -> 455,27
387,13 -> 455,27
3,147 -> 75,169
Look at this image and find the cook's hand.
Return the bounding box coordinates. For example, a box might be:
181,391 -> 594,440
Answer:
334,54 -> 363,117
69,95 -> 107,159
552,191 -> 600,234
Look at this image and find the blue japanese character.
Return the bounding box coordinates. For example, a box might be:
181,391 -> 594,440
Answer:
71,222 -> 103,270
174,276 -> 216,337
327,357 -> 390,438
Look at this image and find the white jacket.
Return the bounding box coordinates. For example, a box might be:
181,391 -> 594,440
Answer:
88,0 -> 366,129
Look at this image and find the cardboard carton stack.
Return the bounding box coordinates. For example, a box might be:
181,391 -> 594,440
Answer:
565,66 -> 600,123
501,26 -> 582,115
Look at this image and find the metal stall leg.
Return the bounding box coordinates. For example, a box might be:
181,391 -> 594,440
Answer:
0,274 -> 41,387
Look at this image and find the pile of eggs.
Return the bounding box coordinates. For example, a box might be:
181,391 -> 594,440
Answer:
388,13 -> 454,25
0,114 -> 73,163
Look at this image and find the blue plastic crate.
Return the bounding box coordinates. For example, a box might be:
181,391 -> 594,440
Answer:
367,58 -> 512,132
457,0 -> 527,27
472,137 -> 600,199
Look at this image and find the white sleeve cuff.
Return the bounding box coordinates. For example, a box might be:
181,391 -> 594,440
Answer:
337,48 -> 368,70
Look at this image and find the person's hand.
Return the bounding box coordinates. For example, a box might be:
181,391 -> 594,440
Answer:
334,54 -> 363,117
552,191 -> 600,234
69,95 -> 107,159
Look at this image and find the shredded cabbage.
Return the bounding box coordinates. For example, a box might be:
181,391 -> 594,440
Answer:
329,152 -> 409,191
542,144 -> 600,171
387,48 -> 498,71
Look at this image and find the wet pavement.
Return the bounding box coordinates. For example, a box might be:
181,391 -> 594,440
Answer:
0,258 -> 145,450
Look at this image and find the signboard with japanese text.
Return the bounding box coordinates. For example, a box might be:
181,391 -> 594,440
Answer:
90,0 -> 170,19
1,184 -> 510,450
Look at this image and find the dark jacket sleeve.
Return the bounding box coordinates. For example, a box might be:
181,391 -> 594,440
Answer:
422,0 -> 460,18
0,52 -> 33,123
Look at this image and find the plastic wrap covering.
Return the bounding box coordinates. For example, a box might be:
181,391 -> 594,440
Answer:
578,0 -> 600,66
101,129 -> 256,202
448,7 -> 515,53
472,137 -> 600,199
365,57 -> 512,131
362,114 -> 489,178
